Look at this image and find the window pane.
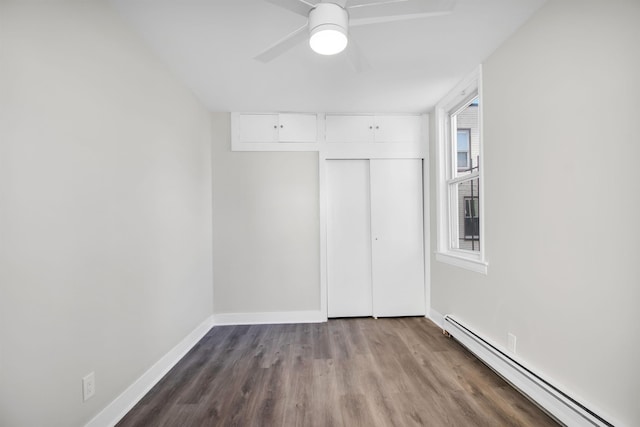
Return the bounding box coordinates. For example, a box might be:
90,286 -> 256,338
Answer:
453,102 -> 478,178
450,178 -> 480,251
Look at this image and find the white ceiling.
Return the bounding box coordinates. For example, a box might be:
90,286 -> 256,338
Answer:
110,0 -> 545,113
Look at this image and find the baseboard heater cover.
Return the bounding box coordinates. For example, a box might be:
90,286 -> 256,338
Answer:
443,315 -> 614,427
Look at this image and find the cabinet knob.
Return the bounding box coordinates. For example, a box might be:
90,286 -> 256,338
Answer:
273,125 -> 277,129
376,126 -> 379,130
280,125 -> 284,128
369,126 -> 373,130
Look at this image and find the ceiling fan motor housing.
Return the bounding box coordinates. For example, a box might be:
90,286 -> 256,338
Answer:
309,3 -> 349,34
309,3 -> 349,54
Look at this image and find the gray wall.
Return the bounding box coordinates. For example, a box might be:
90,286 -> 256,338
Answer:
0,2 -> 214,426
211,113 -> 320,315
429,0 -> 640,425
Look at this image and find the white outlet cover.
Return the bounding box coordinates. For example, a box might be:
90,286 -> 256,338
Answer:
82,372 -> 95,401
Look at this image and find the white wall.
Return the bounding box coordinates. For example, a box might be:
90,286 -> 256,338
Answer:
211,113 -> 320,317
429,0 -> 640,425
0,2 -> 213,426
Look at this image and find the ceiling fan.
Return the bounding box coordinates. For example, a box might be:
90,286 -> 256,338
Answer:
255,0 -> 455,69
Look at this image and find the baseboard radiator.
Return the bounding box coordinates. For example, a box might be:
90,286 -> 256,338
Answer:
443,315 -> 614,427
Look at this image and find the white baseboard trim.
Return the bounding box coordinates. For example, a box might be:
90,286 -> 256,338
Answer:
443,315 -> 618,427
213,310 -> 326,326
427,307 -> 445,328
85,315 -> 215,427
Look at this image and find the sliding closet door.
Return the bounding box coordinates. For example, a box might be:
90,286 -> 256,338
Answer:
326,160 -> 373,317
370,159 -> 425,317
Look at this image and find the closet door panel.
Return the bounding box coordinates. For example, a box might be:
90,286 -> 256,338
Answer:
370,159 -> 425,317
279,113 -> 317,142
238,114 -> 278,142
325,115 -> 373,143
326,160 -> 373,317
373,115 -> 422,143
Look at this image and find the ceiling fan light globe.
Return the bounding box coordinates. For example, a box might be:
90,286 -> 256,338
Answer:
309,26 -> 348,55
308,3 -> 349,56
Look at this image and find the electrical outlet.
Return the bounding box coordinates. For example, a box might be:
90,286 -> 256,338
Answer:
507,333 -> 517,354
82,372 -> 95,401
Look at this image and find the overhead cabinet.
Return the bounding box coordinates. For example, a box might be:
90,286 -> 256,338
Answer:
326,158 -> 425,318
237,113 -> 317,143
325,114 -> 422,143
232,112 -> 426,156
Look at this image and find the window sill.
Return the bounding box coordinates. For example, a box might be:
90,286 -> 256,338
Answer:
436,252 -> 488,274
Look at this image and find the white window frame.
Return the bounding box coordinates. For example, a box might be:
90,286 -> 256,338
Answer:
435,66 -> 488,274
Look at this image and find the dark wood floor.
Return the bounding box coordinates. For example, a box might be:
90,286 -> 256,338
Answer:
117,317 -> 559,427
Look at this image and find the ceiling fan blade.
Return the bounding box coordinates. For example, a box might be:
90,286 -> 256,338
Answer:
345,37 -> 372,73
322,0 -> 347,6
348,0 -> 455,25
350,10 -> 450,26
345,0 -> 385,5
263,0 -> 316,16
254,24 -> 309,63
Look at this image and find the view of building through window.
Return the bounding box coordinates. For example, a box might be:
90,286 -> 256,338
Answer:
457,129 -> 470,170
452,98 -> 479,251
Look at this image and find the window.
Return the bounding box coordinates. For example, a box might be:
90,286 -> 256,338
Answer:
435,66 -> 487,273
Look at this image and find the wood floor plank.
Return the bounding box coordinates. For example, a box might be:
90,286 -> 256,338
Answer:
117,318 -> 559,427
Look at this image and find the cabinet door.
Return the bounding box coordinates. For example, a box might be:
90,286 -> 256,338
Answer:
278,113 -> 317,143
238,114 -> 278,142
325,115 -> 374,143
326,160 -> 373,318
370,159 -> 425,317
374,115 -> 422,143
